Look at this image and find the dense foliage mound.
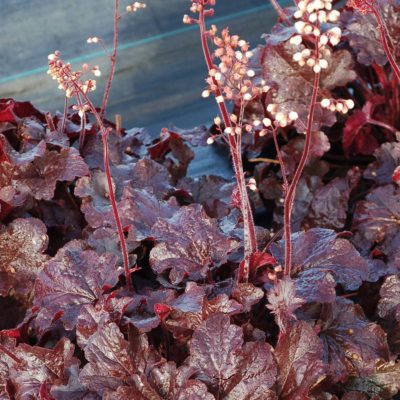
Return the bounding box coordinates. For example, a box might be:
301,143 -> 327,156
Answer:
1,0 -> 400,399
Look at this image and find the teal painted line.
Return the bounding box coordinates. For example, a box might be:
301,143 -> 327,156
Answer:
0,3 -> 272,85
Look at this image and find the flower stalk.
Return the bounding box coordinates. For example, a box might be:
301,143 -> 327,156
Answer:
195,2 -> 258,281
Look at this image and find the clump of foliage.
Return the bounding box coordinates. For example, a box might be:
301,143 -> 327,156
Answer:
0,0 -> 400,398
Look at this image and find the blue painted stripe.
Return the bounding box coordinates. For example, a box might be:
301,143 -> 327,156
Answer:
0,4 -> 272,85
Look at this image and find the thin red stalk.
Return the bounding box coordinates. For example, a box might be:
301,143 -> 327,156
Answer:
102,130 -> 132,287
272,127 -> 289,191
198,8 -> 257,280
371,6 -> 400,83
283,66 -> 320,277
67,75 -> 132,288
367,118 -> 398,134
100,0 -> 119,119
76,94 -> 86,151
269,0 -> 289,23
61,96 -> 68,135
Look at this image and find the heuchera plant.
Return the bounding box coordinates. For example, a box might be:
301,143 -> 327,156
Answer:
0,0 -> 400,398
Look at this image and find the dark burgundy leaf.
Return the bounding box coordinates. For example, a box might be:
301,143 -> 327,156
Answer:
176,380 -> 215,400
0,146 -> 89,204
352,184 -> 400,245
0,218 -> 48,298
82,127 -> 147,169
342,96 -> 384,157
125,288 -> 176,333
344,360 -> 400,399
130,157 -> 172,198
317,298 -> 389,383
0,99 -> 45,124
364,142 -> 400,185
177,175 -> 234,218
165,282 -> 242,340
147,362 -> 210,399
377,275 -> 400,322
275,321 -> 325,400
232,283 -> 264,312
76,295 -> 132,348
103,385 -> 161,400
343,112 -> 376,157
188,314 -> 277,398
260,38 -> 354,130
223,341 -> 277,400
150,205 -> 238,284
80,322 -> 161,397
341,4 -> 400,66
78,185 -> 178,242
148,129 -> 194,181
34,241 -> 120,331
0,336 -> 20,398
169,125 -> 210,147
270,229 -> 370,302
79,322 -> 135,394
188,314 -> 243,385
363,360 -> 400,398
10,338 -> 79,400
307,167 -> 361,230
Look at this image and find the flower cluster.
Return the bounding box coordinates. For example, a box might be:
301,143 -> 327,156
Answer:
47,51 -> 97,98
126,2 -> 146,13
320,98 -> 355,114
290,0 -> 342,73
200,28 -> 268,104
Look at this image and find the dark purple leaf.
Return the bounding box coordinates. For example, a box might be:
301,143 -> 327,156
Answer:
103,384 -> 161,400
177,175 -> 235,218
79,322 -> 161,397
188,314 -> 277,398
232,283 -> 264,312
150,205 -> 238,284
76,295 -> 132,348
364,142 -> 400,185
341,4 -> 400,66
34,241 -> 120,331
0,146 -> 89,204
223,341 -> 277,400
343,360 -> 400,399
124,288 -> 176,333
9,338 -> 79,400
0,218 -> 48,298
78,185 -> 178,242
82,127 -> 147,169
307,167 -> 361,230
148,129 -> 194,181
275,321 -> 325,400
261,38 -> 355,130
317,298 -> 389,382
165,282 -> 242,340
352,184 -> 400,245
188,314 -> 243,385
377,275 -> 400,322
130,157 -> 172,198
176,381 -> 215,400
270,229 -> 370,302
364,360 -> 400,398
79,322 -> 135,394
